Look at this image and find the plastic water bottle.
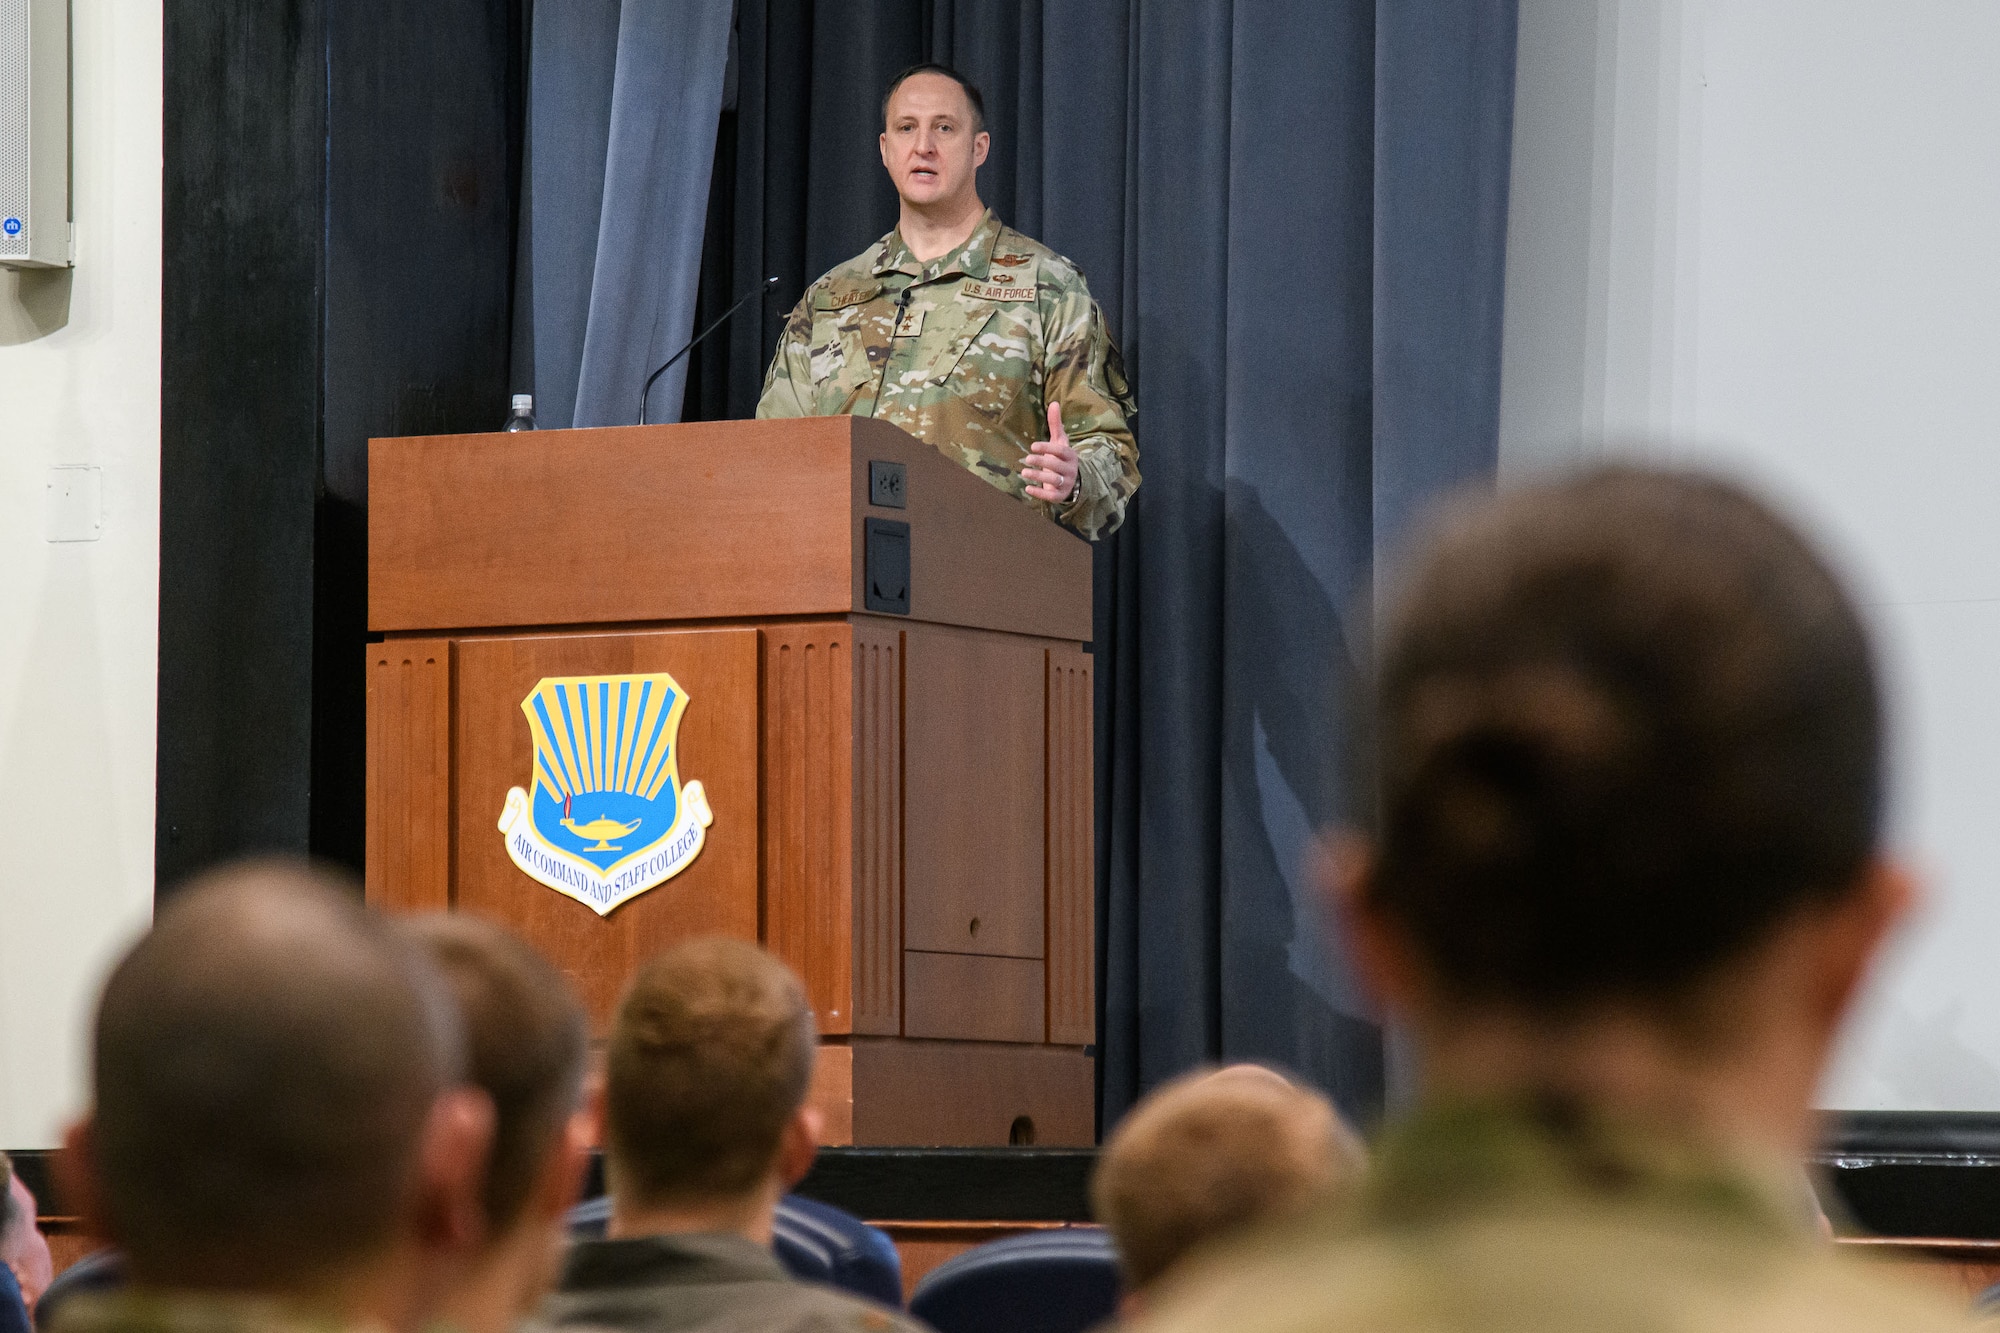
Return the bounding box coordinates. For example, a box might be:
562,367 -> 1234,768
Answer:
501,393 -> 536,431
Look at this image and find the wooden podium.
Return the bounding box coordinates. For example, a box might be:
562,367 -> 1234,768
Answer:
364,417 -> 1095,1146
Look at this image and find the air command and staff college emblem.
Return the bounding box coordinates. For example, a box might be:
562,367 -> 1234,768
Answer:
497,673 -> 713,915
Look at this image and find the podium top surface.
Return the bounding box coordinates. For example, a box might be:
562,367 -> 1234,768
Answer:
368,416 -> 1091,641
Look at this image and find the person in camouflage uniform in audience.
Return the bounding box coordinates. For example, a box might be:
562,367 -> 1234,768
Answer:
1127,471 -> 1976,1333
47,863 -> 490,1333
758,63 -> 1139,542
526,939 -> 925,1333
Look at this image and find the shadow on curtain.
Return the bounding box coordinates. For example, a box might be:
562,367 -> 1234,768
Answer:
678,0 -> 1518,1131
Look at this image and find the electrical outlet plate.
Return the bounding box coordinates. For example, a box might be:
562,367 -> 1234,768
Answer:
45,464 -> 102,542
868,459 -> 907,509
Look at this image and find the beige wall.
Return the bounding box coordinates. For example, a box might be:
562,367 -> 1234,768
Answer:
1501,0 -> 2000,1110
0,0 -> 160,1147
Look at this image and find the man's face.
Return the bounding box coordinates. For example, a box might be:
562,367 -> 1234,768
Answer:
879,73 -> 989,211
2,1174 -> 53,1312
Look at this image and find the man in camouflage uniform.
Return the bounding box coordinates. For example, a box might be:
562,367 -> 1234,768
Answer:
757,63 -> 1138,542
527,939 -> 922,1333
46,863 -> 492,1333
1127,471 -> 1976,1333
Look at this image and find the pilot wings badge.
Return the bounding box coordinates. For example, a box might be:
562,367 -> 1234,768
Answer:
496,672 -> 713,916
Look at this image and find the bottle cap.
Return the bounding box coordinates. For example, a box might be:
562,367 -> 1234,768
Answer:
512,394 -> 533,409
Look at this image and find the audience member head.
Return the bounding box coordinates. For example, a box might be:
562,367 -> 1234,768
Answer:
600,937 -> 819,1243
0,1153 -> 53,1313
399,915 -> 591,1333
1092,1065 -> 1363,1305
1333,467 -> 1909,1150
61,860 -> 492,1328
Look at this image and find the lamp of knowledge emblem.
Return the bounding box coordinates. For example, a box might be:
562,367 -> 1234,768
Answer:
496,672 -> 713,916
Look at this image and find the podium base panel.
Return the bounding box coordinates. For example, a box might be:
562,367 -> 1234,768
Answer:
808,1038 -> 1093,1147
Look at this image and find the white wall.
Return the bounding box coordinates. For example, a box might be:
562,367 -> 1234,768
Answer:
0,0 -> 159,1146
1502,0 -> 2000,1109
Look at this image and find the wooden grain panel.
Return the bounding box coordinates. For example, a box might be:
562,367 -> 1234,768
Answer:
451,628 -> 760,1026
903,623 -> 1046,958
371,419 -> 856,632
809,1041 -> 855,1146
847,417 -> 1092,643
42,1223 -> 99,1280
904,951 -> 1044,1044
850,1039 -> 1095,1146
851,618 -> 902,1035
764,623 -> 855,1033
365,638 -> 453,913
370,418 -> 1091,642
1046,646 -> 1095,1046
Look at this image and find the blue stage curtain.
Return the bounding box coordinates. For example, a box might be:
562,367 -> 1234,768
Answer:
524,0 -> 733,428
950,0 -> 1520,1128
679,0 -> 1518,1130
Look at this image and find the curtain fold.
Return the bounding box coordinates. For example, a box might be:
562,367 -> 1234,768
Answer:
679,0 -> 1519,1131
1373,2 -> 1521,574
526,0 -> 732,428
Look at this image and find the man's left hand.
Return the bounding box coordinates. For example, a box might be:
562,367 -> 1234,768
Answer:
1024,402 -> 1081,504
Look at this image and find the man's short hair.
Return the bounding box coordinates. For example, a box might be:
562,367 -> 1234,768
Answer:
400,915 -> 588,1234
1367,467 -> 1881,1009
605,937 -> 816,1206
1091,1066 -> 1363,1290
882,62 -> 986,133
91,860 -> 462,1288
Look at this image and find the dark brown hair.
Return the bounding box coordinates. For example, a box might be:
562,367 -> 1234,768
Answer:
91,860 -> 461,1288
400,915 -> 588,1233
882,62 -> 986,132
605,937 -> 816,1205
1367,467 -> 1881,1008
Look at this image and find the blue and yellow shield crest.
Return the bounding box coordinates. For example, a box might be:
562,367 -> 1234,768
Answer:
496,672 -> 713,915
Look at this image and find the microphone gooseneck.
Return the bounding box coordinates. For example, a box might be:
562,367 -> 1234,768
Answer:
637,275 -> 783,425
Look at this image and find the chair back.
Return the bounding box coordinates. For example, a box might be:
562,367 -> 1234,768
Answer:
1,1264 -> 31,1333
28,1248 -> 125,1331
909,1229 -> 1120,1333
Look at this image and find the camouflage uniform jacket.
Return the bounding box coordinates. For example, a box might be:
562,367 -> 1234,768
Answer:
1129,1097 -> 1976,1333
525,1232 -> 923,1333
45,1292 -> 369,1333
756,209 -> 1139,541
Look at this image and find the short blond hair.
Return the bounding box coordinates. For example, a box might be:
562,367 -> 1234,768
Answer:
1091,1065 -> 1364,1290
606,937 -> 816,1205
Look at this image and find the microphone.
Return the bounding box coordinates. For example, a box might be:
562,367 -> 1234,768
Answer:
866,288 -> 915,420
637,275 -> 783,425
